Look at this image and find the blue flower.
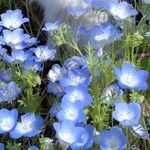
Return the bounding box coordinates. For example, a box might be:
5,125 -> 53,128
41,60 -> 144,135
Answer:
67,7 -> 87,17
108,1 -> 138,20
99,126 -> 128,150
47,64 -> 66,82
100,83 -> 123,104
71,125 -> 94,150
86,22 -> 123,49
0,69 -> 12,82
0,143 -> 4,150
132,124 -> 149,139
42,21 -> 61,32
0,109 -> 18,134
10,113 -> 44,139
61,84 -> 92,108
53,120 -> 85,147
112,102 -> 141,127
0,9 -> 29,30
33,46 -> 56,62
3,50 -> 32,64
57,101 -> 86,123
49,102 -> 61,117
60,68 -> 92,87
3,28 -> 37,49
63,56 -> 87,70
0,81 -> 21,103
23,57 -> 43,72
47,82 -> 65,97
113,63 -> 149,90
28,146 -> 39,150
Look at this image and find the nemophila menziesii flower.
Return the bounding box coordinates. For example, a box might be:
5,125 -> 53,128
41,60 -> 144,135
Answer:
112,102 -> 141,127
63,56 -> 87,70
67,7 -> 87,17
132,124 -> 149,139
57,101 -> 86,123
42,21 -> 61,32
47,82 -> 65,97
86,22 -> 123,49
47,64 -> 66,83
0,9 -> 29,30
23,57 -> 43,72
0,108 -> 18,134
99,127 -> 128,150
108,1 -> 138,20
3,50 -> 32,64
0,143 -> 4,150
28,146 -> 39,150
101,83 -> 123,104
49,102 -> 61,117
71,125 -> 94,150
61,84 -> 92,108
0,69 -> 12,82
60,68 -> 92,87
33,45 -> 56,62
10,113 -> 44,139
113,63 -> 149,90
0,81 -> 21,103
53,120 -> 85,147
2,28 -> 37,49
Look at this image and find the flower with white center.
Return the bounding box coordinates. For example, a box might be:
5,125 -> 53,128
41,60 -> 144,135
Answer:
0,108 -> 18,134
86,22 -> 123,49
99,127 -> 128,150
0,9 -> 29,30
10,113 -> 44,139
53,120 -> 85,146
113,63 -> 149,90
101,84 -> 123,104
33,46 -> 56,62
62,84 -> 92,108
57,101 -> 85,123
42,21 -> 61,32
63,56 -> 87,70
108,1 -> 138,20
3,50 -> 32,64
3,28 -> 37,49
60,68 -> 92,88
71,125 -> 94,149
47,64 -> 66,82
112,102 -> 141,127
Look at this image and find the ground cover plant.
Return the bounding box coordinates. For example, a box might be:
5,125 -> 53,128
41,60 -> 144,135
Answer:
0,0 -> 150,150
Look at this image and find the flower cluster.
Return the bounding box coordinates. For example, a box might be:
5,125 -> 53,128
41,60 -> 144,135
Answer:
0,0 -> 150,149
